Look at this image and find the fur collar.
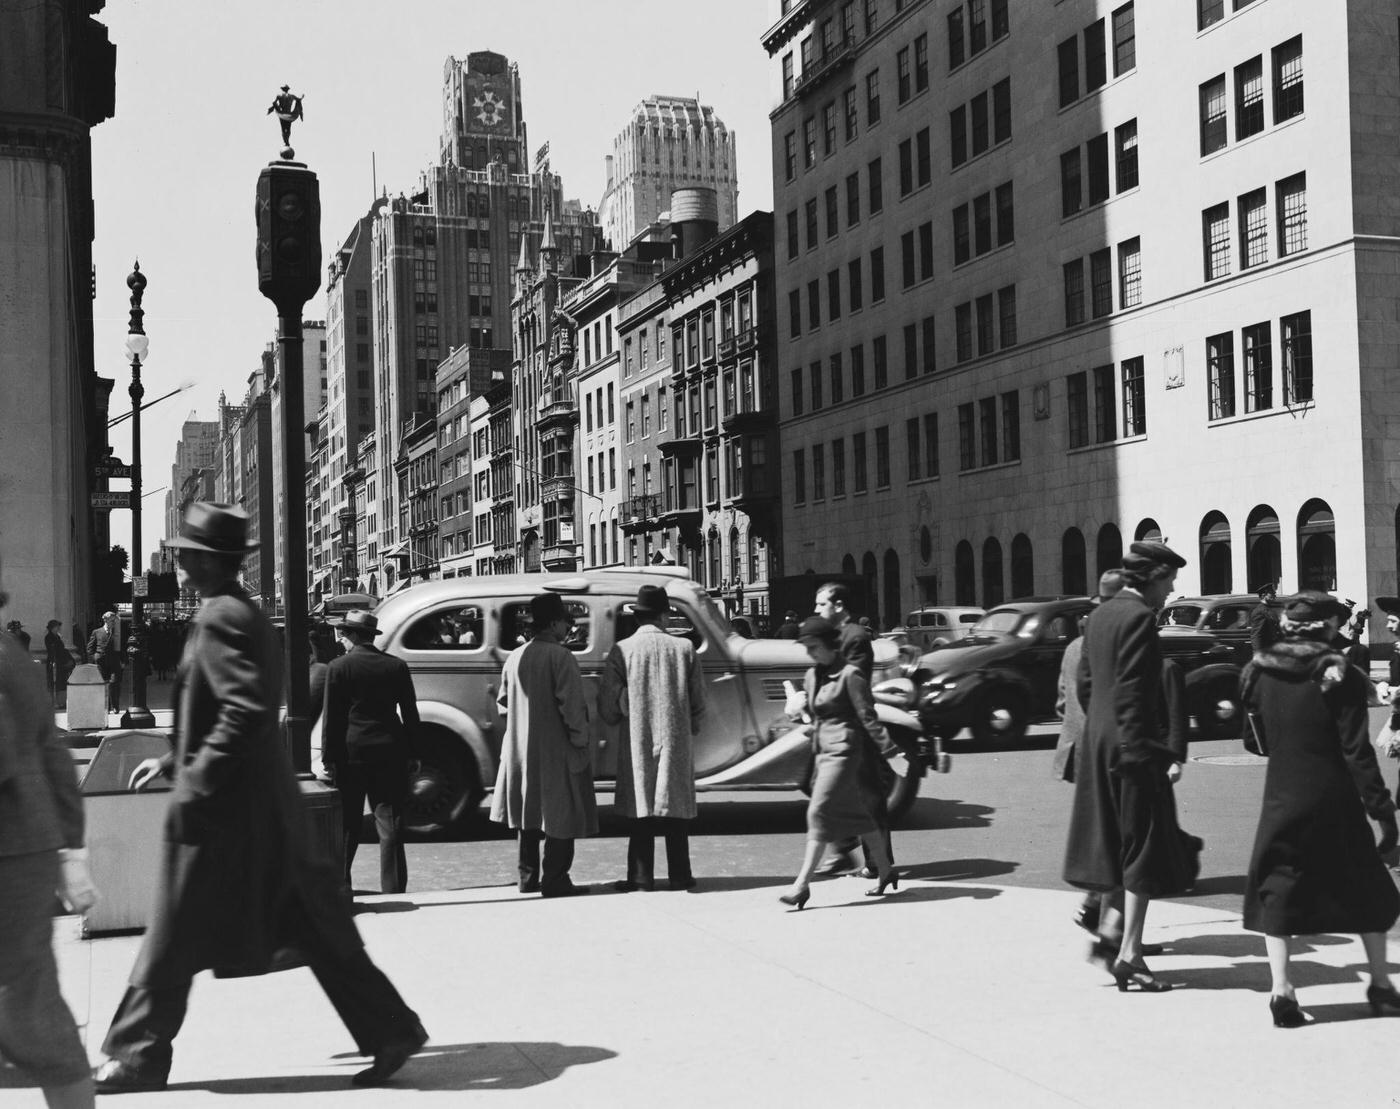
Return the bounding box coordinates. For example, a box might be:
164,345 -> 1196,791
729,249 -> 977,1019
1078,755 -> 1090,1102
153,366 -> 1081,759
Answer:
1248,637 -> 1348,691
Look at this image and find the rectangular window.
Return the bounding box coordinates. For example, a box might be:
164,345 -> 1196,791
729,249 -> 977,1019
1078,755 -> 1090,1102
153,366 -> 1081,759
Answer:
995,181 -> 1014,245
922,314 -> 937,374
1242,321 -> 1273,412
958,402 -> 976,470
1207,331 -> 1236,419
812,443 -> 825,500
786,210 -> 799,259
970,91 -> 989,155
1115,119 -> 1138,191
870,246 -> 886,300
846,172 -> 860,225
1063,258 -> 1086,326
1199,0 -> 1224,30
975,294 -> 995,356
875,426 -> 891,488
1002,390 -> 1021,461
906,417 -> 921,480
998,285 -> 1017,347
1118,236 -> 1142,309
903,323 -> 918,381
992,78 -> 1011,144
868,157 -> 883,212
973,193 -> 991,255
1121,357 -> 1146,436
784,132 -> 796,180
788,289 -> 801,338
916,127 -> 931,186
827,269 -> 841,320
1236,56 -> 1264,140
848,258 -> 863,311
969,0 -> 987,51
899,138 -> 913,196
1200,75 -> 1227,156
948,7 -> 965,69
830,352 -> 844,404
953,203 -> 970,265
979,397 -> 998,467
843,86 -> 859,140
805,198 -> 818,249
825,186 -> 839,238
955,302 -> 973,362
803,117 -> 816,167
901,231 -> 916,288
1203,202 -> 1231,280
1058,37 -> 1079,108
1281,310 -> 1312,403
1067,372 -> 1089,449
1093,364 -> 1116,442
1277,172 -> 1307,256
1273,35 -> 1303,122
851,344 -> 866,396
1112,3 -> 1135,76
924,413 -> 940,476
1090,248 -> 1113,318
791,366 -> 804,416
914,33 -> 929,92
832,437 -> 846,497
897,46 -> 911,102
1086,133 -> 1110,204
823,101 -> 837,155
1239,187 -> 1268,269
919,220 -> 934,279
853,431 -> 868,493
793,448 -> 806,503
873,334 -> 888,389
1061,148 -> 1082,217
1084,19 -> 1106,92
992,0 -> 1008,39
807,279 -> 821,329
950,105 -> 967,167
866,69 -> 882,125
811,360 -> 824,410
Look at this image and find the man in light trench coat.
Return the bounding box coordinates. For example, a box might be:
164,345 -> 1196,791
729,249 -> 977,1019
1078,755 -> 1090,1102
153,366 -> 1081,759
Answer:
598,584 -> 707,891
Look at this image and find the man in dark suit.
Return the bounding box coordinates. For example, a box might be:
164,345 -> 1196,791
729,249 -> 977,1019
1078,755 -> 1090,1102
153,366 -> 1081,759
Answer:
94,503 -> 426,1093
322,610 -> 420,894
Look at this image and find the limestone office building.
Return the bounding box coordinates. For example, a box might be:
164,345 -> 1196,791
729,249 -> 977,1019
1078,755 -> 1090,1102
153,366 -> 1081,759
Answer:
763,0 -> 1400,628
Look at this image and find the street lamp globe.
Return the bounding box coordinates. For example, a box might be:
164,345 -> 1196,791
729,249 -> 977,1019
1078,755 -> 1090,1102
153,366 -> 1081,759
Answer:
125,332 -> 149,361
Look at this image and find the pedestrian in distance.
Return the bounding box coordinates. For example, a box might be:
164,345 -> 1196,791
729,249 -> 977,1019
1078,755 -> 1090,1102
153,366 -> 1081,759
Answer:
775,610 -> 801,639
491,591 -> 598,897
87,611 -> 122,714
1063,540 -> 1201,994
321,610 -> 419,895
1250,581 -> 1283,653
45,619 -> 75,703
93,503 -> 427,1093
7,617 -> 32,653
1239,589 -> 1400,1028
598,584 -> 707,892
0,576 -> 100,1109
779,616 -> 907,910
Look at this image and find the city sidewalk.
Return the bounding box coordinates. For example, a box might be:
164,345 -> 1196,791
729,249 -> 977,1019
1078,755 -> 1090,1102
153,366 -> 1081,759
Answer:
14,872 -> 1399,1107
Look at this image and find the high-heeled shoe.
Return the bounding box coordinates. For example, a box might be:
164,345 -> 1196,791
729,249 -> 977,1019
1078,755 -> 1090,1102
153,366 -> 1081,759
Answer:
778,887 -> 811,911
1112,958 -> 1172,993
865,869 -> 900,896
1367,983 -> 1400,1016
1270,995 -> 1309,1028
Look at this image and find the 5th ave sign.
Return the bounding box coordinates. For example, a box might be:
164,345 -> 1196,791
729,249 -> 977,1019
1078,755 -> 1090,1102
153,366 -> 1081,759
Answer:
92,457 -> 132,479
90,491 -> 132,510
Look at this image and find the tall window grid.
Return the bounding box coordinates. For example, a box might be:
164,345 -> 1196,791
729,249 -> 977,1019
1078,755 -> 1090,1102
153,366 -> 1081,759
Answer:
1207,332 -> 1236,419
1203,203 -> 1231,280
1277,173 -> 1307,256
1239,188 -> 1268,269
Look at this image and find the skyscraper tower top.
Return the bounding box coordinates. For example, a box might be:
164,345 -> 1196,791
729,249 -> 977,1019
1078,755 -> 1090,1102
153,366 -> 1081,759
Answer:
440,51 -> 528,172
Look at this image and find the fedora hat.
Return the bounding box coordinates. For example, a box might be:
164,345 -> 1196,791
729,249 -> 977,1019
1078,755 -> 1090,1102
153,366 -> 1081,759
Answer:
631,584 -> 671,616
166,502 -> 259,553
529,592 -> 571,626
329,610 -> 380,636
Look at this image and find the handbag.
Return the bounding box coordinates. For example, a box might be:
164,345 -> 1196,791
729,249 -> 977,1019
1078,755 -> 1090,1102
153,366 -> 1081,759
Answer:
1373,718 -> 1400,761
1242,710 -> 1268,757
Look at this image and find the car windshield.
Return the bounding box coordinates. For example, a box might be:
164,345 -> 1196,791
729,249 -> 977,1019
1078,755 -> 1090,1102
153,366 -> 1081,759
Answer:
1159,604 -> 1203,629
968,610 -> 1025,638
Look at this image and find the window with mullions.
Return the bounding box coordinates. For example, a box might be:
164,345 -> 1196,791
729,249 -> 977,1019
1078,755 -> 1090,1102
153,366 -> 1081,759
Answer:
950,106 -> 968,167
1199,0 -> 1224,30
979,398 -> 998,467
924,412 -> 940,476
1235,57 -> 1264,140
916,128 -> 931,187
1200,75 -> 1227,156
829,352 -> 844,404
873,334 -> 888,389
995,183 -> 1014,245
948,7 -> 965,69
1121,357 -> 1146,436
812,443 -> 825,500
793,448 -> 806,504
870,246 -> 885,300
851,344 -> 866,396
1067,372 -> 1088,449
786,210 -> 799,259
823,102 -> 837,155
1242,322 -> 1273,412
906,418 -> 921,481
1112,3 -> 1135,76
810,360 -> 824,410
1207,331 -> 1236,420
843,86 -> 858,141
791,366 -> 804,416
914,34 -> 929,92
853,432 -> 868,493
866,69 -> 882,125
971,92 -> 989,155
1090,249 -> 1112,318
868,158 -> 884,212
803,117 -> 816,167
897,47 -> 911,103
1092,364 -> 1116,443
832,438 -> 846,497
1002,390 -> 1021,461
1118,237 -> 1142,309
958,403 -> 976,470
969,0 -> 987,53
899,138 -> 913,195
1063,259 -> 1086,326
976,294 -> 995,357
973,194 -> 991,255
1203,202 -> 1231,281
1061,150 -> 1082,217
1273,36 -> 1303,122
1239,188 -> 1267,269
1281,310 -> 1312,403
991,0 -> 1008,40
1115,119 -> 1138,191
955,302 -> 973,362
846,172 -> 860,226
1277,173 -> 1307,256
903,324 -> 918,380
788,290 -> 801,339
848,258 -> 863,311
805,199 -> 818,249
953,204 -> 970,265
998,285 -> 1017,347
827,270 -> 841,321
875,426 -> 890,488
807,280 -> 821,329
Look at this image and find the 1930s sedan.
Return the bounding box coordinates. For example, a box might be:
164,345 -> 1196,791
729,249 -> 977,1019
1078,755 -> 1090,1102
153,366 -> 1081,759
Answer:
344,568 -> 926,833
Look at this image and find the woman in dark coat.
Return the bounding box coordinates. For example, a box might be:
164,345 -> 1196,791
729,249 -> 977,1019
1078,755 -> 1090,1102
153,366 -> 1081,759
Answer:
1241,590 -> 1400,1027
779,617 -> 904,909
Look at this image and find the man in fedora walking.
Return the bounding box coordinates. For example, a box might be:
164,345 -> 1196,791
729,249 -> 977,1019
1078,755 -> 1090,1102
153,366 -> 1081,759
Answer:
599,584 -> 707,891
322,610 -> 420,894
93,503 -> 426,1092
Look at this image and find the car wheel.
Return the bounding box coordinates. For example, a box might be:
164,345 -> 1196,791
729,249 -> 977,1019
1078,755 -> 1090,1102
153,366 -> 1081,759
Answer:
971,687 -> 1028,747
404,725 -> 485,836
885,725 -> 924,825
1193,675 -> 1243,740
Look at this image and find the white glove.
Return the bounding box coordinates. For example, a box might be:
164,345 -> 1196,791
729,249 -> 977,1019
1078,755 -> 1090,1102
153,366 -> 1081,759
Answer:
783,680 -> 808,720
57,848 -> 99,914
887,753 -> 911,779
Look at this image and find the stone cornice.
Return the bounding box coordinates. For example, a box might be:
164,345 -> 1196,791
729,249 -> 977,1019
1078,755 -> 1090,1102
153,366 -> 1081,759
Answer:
0,110 -> 90,165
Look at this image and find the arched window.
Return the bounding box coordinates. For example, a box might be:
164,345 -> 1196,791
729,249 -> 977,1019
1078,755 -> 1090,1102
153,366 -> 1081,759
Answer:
1010,533 -> 1034,599
1199,511 -> 1233,594
1061,528 -> 1087,595
729,526 -> 741,582
1246,505 -> 1282,593
883,549 -> 901,629
1297,499 -> 1336,591
862,551 -> 879,629
955,541 -> 976,606
1096,523 -> 1123,578
841,553 -> 857,576
1134,518 -> 1162,542
982,538 -> 1004,608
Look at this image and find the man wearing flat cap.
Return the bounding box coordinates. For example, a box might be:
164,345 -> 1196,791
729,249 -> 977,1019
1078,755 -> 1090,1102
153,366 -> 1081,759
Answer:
599,585 -> 707,891
95,504 -> 427,1092
322,610 -> 421,894
491,592 -> 598,896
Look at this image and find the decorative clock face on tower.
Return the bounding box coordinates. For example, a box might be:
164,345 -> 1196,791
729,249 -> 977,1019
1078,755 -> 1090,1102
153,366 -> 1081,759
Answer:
473,88 -> 505,128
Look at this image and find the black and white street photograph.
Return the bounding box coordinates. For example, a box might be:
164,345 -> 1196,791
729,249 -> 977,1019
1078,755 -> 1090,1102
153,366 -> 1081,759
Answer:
5,1 -> 1400,1106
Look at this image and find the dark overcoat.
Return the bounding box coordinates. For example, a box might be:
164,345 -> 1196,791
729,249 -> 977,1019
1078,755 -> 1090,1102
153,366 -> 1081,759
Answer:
803,663 -> 898,839
1242,639 -> 1400,936
131,584 -> 361,988
321,643 -> 420,765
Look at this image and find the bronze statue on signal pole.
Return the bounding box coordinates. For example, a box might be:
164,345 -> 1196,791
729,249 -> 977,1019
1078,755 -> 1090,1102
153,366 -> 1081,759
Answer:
267,84 -> 305,150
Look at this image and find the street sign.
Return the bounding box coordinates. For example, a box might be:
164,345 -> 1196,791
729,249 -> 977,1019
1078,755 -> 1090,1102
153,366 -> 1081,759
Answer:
92,459 -> 132,478
132,573 -> 148,598
90,492 -> 132,509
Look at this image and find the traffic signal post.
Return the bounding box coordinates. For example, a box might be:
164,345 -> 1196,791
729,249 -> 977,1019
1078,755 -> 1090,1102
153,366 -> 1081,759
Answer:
256,151 -> 321,773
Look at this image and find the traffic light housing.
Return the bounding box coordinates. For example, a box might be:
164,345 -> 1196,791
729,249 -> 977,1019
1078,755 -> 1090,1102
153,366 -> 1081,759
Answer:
255,160 -> 322,311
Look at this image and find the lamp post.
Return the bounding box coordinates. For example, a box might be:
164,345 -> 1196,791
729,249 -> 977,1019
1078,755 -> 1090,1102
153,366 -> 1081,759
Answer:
120,261 -> 155,729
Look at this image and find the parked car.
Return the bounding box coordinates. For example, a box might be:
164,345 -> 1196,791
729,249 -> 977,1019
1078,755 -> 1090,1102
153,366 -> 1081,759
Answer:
331,568 -> 929,834
916,596 -> 1244,745
904,606 -> 985,651
1157,593 -> 1278,668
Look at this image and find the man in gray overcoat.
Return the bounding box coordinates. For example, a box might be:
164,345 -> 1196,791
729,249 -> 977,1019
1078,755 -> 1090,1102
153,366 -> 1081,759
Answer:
598,584 -> 707,891
491,591 -> 597,897
93,503 -> 426,1092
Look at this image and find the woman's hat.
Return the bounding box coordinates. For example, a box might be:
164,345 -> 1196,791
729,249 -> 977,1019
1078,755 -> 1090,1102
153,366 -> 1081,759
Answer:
1122,540 -> 1187,573
165,502 -> 260,553
1283,590 -> 1350,622
631,584 -> 671,615
795,615 -> 841,647
329,610 -> 380,636
530,592 -> 571,626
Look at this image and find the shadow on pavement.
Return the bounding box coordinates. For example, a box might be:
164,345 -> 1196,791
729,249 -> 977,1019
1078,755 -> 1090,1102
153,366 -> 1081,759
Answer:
1170,874 -> 1248,900
897,797 -> 996,832
351,899 -> 418,914
168,1041 -> 617,1094
1166,931 -> 1351,959
1165,957 -> 1373,994
797,884 -> 1004,913
899,857 -> 1019,883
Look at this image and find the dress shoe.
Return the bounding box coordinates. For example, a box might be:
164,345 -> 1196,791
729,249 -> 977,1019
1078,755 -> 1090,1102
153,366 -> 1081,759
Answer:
1112,958 -> 1172,993
518,880 -> 540,894
669,876 -> 698,891
353,1021 -> 429,1086
1367,983 -> 1400,1016
856,866 -> 879,880
94,1058 -> 168,1094
612,879 -> 654,892
1270,995 -> 1310,1028
1073,902 -> 1102,935
814,852 -> 859,877
540,882 -> 590,898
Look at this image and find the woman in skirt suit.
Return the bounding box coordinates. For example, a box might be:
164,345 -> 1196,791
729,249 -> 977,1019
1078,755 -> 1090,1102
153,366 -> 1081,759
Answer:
1241,590 -> 1400,1027
779,617 -> 905,910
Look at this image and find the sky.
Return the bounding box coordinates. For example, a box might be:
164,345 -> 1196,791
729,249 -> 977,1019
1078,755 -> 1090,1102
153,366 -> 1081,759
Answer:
90,0 -> 777,569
